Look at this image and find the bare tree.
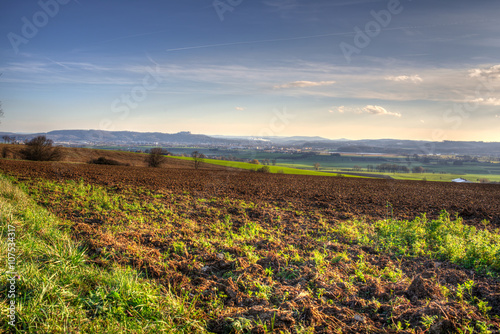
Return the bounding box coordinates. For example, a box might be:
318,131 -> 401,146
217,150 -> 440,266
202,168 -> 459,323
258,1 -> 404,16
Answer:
2,135 -> 15,144
313,162 -> 320,171
20,135 -> 63,161
192,151 -> 205,169
145,148 -> 169,167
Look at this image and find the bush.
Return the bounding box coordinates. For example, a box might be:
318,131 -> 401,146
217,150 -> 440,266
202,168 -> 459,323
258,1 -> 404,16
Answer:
256,166 -> 271,173
88,157 -> 129,166
20,136 -> 63,161
191,151 -> 205,170
145,148 -> 169,168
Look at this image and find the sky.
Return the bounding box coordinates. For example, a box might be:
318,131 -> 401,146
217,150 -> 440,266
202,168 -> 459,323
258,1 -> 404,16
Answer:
1,0 -> 500,141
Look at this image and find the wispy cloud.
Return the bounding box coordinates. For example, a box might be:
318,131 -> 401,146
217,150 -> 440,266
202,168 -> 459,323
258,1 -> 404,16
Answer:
469,64 -> 500,79
330,105 -> 401,117
470,97 -> 500,106
329,106 -> 346,113
235,106 -> 245,111
362,105 -> 401,117
274,80 -> 335,89
385,75 -> 423,83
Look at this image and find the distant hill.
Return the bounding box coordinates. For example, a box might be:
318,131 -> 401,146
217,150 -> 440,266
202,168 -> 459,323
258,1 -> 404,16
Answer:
1,130 -> 499,156
302,139 -> 500,156
0,130 -> 241,146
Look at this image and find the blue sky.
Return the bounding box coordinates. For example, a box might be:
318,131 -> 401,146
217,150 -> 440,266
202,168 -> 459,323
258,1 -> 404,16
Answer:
1,0 -> 500,141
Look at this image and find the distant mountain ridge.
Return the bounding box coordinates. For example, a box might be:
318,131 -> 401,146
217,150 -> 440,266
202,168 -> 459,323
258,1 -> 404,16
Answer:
0,130 -> 238,146
1,130 -> 499,156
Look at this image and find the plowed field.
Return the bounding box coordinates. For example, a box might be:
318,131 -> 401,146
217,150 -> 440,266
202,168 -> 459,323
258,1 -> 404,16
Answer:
1,159 -> 499,227
1,159 -> 500,333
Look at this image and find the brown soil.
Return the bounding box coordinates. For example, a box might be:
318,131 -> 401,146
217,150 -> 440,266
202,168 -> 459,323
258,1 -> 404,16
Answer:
1,158 -> 499,228
1,158 -> 500,333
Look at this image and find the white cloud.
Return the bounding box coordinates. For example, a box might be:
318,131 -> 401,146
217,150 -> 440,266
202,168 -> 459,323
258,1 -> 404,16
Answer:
329,106 -> 345,113
469,97 -> 500,106
469,65 -> 500,79
362,105 -> 401,117
274,80 -> 335,89
330,105 -> 401,117
385,75 -> 423,83
235,107 -> 245,111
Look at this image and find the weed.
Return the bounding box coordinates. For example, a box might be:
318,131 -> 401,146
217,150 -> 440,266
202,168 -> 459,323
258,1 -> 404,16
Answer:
226,316 -> 253,333
172,241 -> 187,256
475,298 -> 492,317
421,314 -> 438,329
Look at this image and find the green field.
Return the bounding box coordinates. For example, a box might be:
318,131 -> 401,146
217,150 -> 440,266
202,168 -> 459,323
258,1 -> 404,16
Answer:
169,156 -> 365,178
94,146 -> 500,182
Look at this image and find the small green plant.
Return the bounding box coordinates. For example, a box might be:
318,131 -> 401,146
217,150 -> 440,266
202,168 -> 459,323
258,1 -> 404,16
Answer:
475,298 -> 492,317
172,241 -> 187,255
457,280 -> 475,303
226,317 -> 253,333
476,321 -> 492,334
421,314 -> 438,329
254,282 -> 273,300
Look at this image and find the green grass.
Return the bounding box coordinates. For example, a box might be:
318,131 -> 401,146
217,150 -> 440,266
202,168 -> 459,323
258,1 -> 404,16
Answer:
333,211 -> 500,276
314,169 -> 500,182
168,156 -> 365,177
0,174 -> 205,333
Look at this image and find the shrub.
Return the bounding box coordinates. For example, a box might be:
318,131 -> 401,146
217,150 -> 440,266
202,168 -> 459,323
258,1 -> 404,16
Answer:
145,148 -> 169,168
256,166 -> 271,173
192,151 -> 205,170
88,157 -> 129,166
20,135 -> 63,161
